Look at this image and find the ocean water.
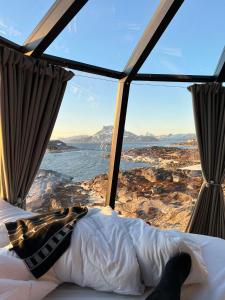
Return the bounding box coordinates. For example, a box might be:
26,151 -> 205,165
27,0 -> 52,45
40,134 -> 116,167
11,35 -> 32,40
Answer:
40,142 -> 169,182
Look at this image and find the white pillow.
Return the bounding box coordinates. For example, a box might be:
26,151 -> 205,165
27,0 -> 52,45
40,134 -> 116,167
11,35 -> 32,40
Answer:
164,230 -> 208,285
0,199 -> 36,248
124,217 -> 208,287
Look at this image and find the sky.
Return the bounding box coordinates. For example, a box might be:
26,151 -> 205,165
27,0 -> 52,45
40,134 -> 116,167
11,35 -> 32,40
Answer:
0,0 -> 224,138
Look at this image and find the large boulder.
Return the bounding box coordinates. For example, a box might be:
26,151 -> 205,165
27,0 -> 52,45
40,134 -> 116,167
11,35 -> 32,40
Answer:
27,169 -> 89,212
141,168 -> 173,182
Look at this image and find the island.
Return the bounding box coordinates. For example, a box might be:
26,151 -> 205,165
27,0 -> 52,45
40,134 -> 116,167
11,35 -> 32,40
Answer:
47,140 -> 78,153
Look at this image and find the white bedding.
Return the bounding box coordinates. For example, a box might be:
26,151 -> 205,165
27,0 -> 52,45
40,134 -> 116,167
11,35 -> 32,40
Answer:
0,200 -> 223,300
45,233 -> 225,300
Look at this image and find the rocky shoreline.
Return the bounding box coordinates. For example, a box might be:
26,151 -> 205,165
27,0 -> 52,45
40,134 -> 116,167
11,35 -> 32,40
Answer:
121,146 -> 200,169
173,139 -> 197,147
82,167 -> 202,231
27,145 -> 203,231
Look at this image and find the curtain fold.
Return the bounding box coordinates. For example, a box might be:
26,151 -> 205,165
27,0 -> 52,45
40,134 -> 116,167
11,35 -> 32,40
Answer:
186,83 -> 225,238
0,46 -> 74,208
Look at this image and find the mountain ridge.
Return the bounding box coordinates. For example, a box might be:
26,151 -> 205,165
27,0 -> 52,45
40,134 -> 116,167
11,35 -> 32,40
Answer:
58,126 -> 196,144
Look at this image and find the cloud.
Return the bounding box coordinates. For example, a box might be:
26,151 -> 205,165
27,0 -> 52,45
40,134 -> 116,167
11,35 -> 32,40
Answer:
0,29 -> 7,35
116,21 -> 142,32
71,85 -> 79,95
160,47 -> 183,58
67,19 -> 77,34
87,95 -> 99,109
124,33 -> 135,43
0,18 -> 21,37
160,59 -> 182,74
111,5 -> 116,15
69,81 -> 83,97
69,81 -> 99,109
126,23 -> 141,31
114,22 -> 142,43
51,42 -> 69,54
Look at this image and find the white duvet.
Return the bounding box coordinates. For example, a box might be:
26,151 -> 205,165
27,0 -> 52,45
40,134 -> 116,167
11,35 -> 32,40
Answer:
0,201 -> 208,300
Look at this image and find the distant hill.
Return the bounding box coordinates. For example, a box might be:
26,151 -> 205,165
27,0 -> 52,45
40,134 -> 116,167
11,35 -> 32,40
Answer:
61,126 -> 196,144
62,126 -> 158,144
157,133 -> 196,142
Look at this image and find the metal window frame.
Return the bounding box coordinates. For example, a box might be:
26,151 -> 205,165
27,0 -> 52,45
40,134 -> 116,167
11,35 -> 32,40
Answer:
23,0 -> 88,57
106,0 -> 185,208
0,0 -> 224,210
215,47 -> 225,82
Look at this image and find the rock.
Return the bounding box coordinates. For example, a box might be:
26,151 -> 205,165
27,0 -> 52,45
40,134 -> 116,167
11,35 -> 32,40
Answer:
189,170 -> 202,177
141,168 -> 173,182
47,140 -> 78,153
148,207 -> 160,219
136,208 -> 152,219
167,192 -> 193,202
151,186 -> 166,194
26,169 -> 90,212
172,175 -> 180,183
122,146 -> 200,169
81,164 -> 204,231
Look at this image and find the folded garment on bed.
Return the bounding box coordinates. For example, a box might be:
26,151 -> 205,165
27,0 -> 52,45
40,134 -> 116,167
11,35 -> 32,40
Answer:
5,206 -> 88,278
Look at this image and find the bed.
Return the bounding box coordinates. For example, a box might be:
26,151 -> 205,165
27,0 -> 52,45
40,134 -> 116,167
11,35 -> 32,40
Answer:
44,233 -> 225,300
0,200 -> 225,300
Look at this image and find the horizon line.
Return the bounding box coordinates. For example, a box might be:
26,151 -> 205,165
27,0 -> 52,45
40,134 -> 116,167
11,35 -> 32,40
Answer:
51,131 -> 196,140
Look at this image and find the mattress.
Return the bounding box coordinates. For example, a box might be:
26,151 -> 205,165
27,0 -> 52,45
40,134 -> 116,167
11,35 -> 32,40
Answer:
45,233 -> 225,300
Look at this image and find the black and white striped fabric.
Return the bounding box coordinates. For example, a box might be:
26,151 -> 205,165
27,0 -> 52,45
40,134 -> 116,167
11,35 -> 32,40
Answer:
5,206 -> 88,278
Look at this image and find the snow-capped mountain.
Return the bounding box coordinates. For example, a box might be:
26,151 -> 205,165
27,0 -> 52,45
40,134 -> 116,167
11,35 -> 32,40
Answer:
62,126 -> 158,144
61,126 -> 196,144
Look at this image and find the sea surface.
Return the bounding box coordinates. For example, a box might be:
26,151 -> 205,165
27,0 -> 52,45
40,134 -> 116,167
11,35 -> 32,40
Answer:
41,141 -> 174,182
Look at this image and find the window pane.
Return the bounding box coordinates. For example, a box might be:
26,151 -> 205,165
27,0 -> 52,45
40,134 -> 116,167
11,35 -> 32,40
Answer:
140,0 -> 225,75
79,82 -> 202,231
0,0 -> 55,44
119,82 -> 201,231
117,83 -> 201,231
46,0 -> 160,70
27,73 -> 116,212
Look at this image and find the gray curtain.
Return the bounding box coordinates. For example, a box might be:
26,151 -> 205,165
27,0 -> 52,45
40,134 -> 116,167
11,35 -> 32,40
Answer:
187,83 -> 225,238
0,46 -> 74,208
